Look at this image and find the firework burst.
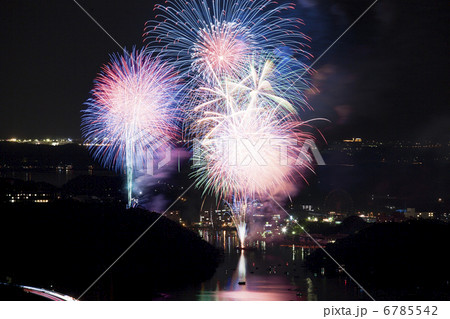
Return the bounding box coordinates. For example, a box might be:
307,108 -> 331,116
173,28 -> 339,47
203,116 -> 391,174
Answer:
146,0 -> 311,85
191,61 -> 315,246
142,0 -> 317,246
186,57 -> 312,140
191,97 -> 312,201
81,48 -> 181,207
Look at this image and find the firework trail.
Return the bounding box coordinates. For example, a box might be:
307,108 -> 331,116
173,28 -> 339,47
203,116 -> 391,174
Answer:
191,60 -> 315,246
225,198 -> 249,248
81,48 -> 181,208
146,0 -> 312,85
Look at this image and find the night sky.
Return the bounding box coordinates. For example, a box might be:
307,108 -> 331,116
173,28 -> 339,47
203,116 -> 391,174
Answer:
1,0 -> 448,141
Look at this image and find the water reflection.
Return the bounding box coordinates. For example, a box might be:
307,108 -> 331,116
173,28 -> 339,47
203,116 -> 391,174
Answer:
197,250 -> 303,301
166,230 -> 367,301
237,251 -> 246,285
198,229 -> 240,254
306,278 -> 318,301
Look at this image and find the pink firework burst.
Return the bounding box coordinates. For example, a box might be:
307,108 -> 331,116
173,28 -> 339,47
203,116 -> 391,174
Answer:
81,48 -> 181,207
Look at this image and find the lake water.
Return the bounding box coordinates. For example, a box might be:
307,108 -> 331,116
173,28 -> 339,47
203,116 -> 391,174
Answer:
162,230 -> 369,301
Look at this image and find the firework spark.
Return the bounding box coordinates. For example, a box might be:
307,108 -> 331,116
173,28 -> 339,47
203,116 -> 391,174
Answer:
81,48 -> 181,208
146,0 -> 311,84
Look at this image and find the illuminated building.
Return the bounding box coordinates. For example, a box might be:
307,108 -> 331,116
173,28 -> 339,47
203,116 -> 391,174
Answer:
165,210 -> 186,226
